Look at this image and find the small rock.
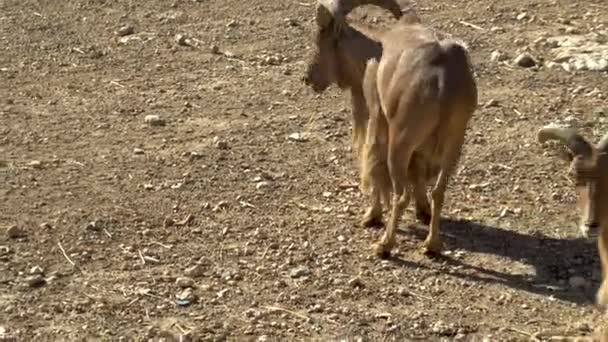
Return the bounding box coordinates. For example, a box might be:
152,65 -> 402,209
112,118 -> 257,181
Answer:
176,277 -> 195,288
516,12 -> 527,21
30,265 -> 44,275
115,25 -> 135,37
348,277 -> 364,288
25,275 -> 46,288
163,217 -> 175,228
290,266 -> 311,279
568,276 -> 587,289
28,160 -> 43,169
255,181 -> 271,190
288,132 -> 309,142
84,221 -> 101,232
177,287 -> 197,302
39,222 -> 52,230
490,50 -> 507,62
174,34 -> 191,46
185,264 -> 205,278
484,99 -> 500,108
514,53 -> 537,68
210,45 -> 220,54
133,148 -> 144,155
144,115 -> 166,127
6,225 -> 26,239
213,136 -> 228,149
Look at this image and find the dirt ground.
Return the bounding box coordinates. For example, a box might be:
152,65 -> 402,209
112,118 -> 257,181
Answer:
1,0 -> 608,341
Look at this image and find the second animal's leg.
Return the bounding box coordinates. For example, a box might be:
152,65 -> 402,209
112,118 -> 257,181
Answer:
597,228 -> 608,308
423,133 -> 465,254
351,87 -> 369,161
411,157 -> 431,225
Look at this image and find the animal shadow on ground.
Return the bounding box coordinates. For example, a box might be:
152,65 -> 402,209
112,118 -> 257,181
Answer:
392,218 -> 600,305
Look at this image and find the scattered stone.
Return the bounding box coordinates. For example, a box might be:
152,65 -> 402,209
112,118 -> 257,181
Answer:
28,160 -> 43,169
431,320 -> 455,336
163,217 -> 175,228
516,12 -> 527,21
210,45 -> 221,54
84,221 -> 101,232
348,277 -> 364,288
26,274 -> 46,288
568,276 -> 587,289
288,132 -> 309,142
177,287 -> 197,303
175,34 -> 191,46
514,53 -> 537,68
490,50 -> 507,62
115,24 -> 135,37
6,225 -> 26,239
176,277 -> 195,288
144,114 -> 166,127
213,136 -> 229,149
484,99 -> 500,108
255,181 -> 271,190
185,264 -> 205,278
30,265 -> 44,275
133,148 -> 144,155
39,222 -> 52,230
290,266 -> 311,279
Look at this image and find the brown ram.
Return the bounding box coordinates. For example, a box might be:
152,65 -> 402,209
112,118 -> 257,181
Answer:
537,126 -> 608,309
303,0 -> 436,227
361,18 -> 478,257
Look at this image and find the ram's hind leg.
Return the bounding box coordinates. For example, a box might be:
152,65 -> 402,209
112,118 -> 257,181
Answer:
360,59 -> 391,228
373,119 -> 436,258
423,132 -> 465,254
411,157 -> 431,225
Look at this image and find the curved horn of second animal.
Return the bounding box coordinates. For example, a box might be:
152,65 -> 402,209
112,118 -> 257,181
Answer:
537,125 -> 593,158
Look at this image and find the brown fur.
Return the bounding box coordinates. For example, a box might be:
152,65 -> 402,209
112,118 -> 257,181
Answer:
360,23 -> 478,257
538,127 -> 608,308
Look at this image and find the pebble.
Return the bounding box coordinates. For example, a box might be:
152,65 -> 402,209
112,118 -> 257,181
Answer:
26,275 -> 46,288
176,277 -> 195,288
84,221 -> 101,232
115,25 -> 135,37
177,287 -> 197,302
39,222 -> 52,229
290,266 -> 311,279
133,148 -> 144,155
514,53 -> 537,68
288,133 -> 309,142
185,264 -> 205,278
30,265 -> 44,275
255,181 -> 271,190
6,225 -> 26,239
29,160 -> 43,169
213,136 -> 229,149
144,115 -> 166,127
490,50 -> 507,62
348,277 -> 364,288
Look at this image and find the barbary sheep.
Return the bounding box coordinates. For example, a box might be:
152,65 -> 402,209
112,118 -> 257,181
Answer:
537,126 -> 608,309
361,17 -> 478,257
303,0 -> 436,227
